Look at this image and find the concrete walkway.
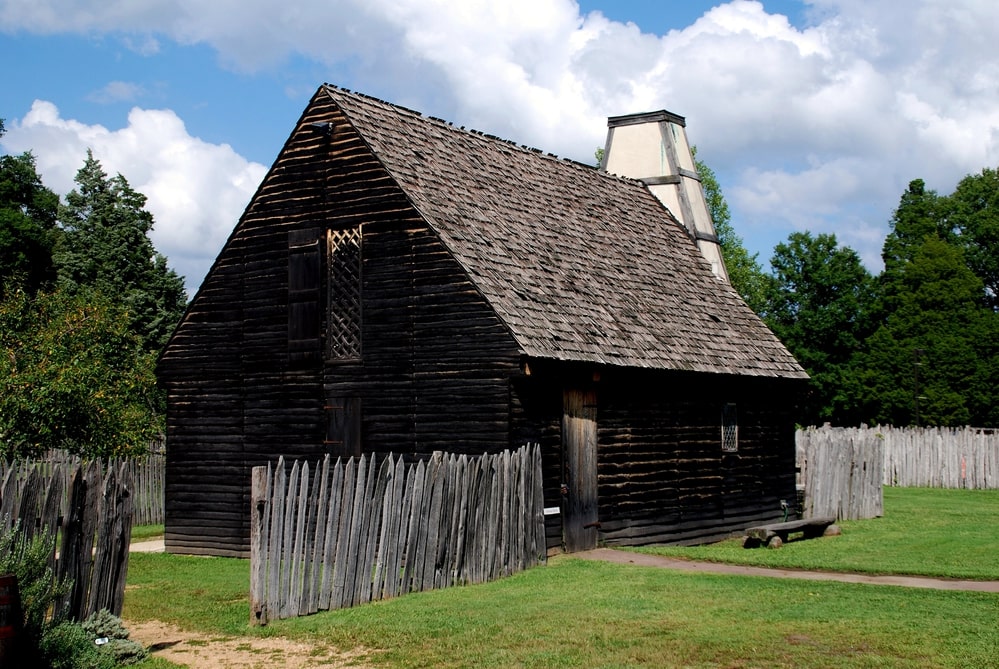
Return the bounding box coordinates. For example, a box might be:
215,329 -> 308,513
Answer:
129,538 -> 165,553
574,548 -> 999,593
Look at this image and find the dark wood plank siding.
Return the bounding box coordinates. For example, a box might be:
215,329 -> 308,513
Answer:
161,238 -> 247,556
594,370 -> 800,546
507,365 -> 800,553
160,90 -> 526,556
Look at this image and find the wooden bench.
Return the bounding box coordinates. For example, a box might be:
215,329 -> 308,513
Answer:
743,517 -> 838,548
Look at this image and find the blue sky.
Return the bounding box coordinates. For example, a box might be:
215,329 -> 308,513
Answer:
3,1 -> 998,296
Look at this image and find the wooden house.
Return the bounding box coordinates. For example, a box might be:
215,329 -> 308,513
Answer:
158,84 -> 807,557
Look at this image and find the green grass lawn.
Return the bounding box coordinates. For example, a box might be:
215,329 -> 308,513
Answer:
123,488 -> 999,668
130,523 -> 164,542
125,552 -> 999,669
633,487 -> 999,580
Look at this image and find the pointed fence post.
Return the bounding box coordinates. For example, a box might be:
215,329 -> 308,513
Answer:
250,465 -> 269,625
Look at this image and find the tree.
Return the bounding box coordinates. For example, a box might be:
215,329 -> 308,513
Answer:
693,149 -> 769,313
0,123 -> 60,294
948,167 -> 999,308
763,231 -> 875,425
881,179 -> 953,278
0,287 -> 162,459
55,151 -> 187,351
847,236 -> 998,427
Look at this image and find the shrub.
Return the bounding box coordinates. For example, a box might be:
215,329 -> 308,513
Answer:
80,609 -> 147,665
0,518 -> 70,649
37,621 -> 115,669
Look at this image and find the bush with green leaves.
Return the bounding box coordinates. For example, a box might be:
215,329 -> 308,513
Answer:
80,609 -> 147,665
0,519 -> 147,667
0,518 -> 69,648
37,621 -> 116,669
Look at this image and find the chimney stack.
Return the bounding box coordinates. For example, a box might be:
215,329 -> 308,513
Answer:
601,110 -> 729,283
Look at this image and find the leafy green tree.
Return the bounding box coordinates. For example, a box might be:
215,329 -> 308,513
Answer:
55,151 -> 186,351
881,179 -> 953,278
0,123 -> 60,294
763,231 -> 875,425
948,167 -> 999,308
693,149 -> 769,313
847,236 -> 998,426
0,287 -> 162,459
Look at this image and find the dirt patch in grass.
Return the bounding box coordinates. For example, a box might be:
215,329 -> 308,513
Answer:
127,620 -> 374,668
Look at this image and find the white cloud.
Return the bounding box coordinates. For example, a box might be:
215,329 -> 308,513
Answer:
3,0 -> 999,282
4,101 -> 267,295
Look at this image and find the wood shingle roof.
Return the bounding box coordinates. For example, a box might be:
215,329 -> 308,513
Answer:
324,84 -> 806,379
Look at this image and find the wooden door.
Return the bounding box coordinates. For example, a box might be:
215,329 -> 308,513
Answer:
325,395 -> 361,457
562,388 -> 598,552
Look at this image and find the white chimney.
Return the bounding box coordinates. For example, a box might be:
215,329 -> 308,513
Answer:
601,110 -> 729,283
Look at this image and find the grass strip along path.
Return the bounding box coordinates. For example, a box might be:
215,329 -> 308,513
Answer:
124,488 -> 999,668
632,487 -> 999,581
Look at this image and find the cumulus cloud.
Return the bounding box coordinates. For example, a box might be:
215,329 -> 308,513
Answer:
3,0 -> 999,282
4,101 -> 267,294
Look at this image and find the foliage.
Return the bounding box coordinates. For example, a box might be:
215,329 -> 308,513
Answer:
0,147 -> 60,295
880,179 -> 953,277
0,519 -> 72,665
760,170 -> 999,427
847,237 -> 999,426
38,621 -> 117,669
763,232 -> 876,425
80,609 -> 148,665
0,286 -> 162,459
55,151 -> 187,352
693,148 -> 770,313
948,167 -> 999,308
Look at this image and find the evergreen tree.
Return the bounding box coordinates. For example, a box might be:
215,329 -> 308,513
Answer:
881,179 -> 953,278
763,231 -> 875,425
0,122 -> 60,294
55,151 -> 187,351
848,236 -> 997,426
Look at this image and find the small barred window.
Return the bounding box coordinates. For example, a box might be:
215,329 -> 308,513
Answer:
326,226 -> 362,360
721,403 -> 738,452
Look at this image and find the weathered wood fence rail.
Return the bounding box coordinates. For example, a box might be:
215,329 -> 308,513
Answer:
250,444 -> 545,624
796,427 -> 884,521
796,426 -> 999,521
879,426 -> 998,489
0,460 -> 134,620
0,452 -> 164,526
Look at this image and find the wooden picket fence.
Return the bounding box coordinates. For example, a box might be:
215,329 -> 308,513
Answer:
0,451 -> 164,526
250,444 -> 546,624
0,460 -> 134,620
880,426 -> 999,489
796,427 -> 884,521
796,425 -> 999,521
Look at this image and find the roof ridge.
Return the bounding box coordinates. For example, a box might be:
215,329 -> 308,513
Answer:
322,81 -> 648,188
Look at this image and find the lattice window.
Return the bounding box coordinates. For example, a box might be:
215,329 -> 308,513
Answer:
326,226 -> 362,360
721,403 -> 738,452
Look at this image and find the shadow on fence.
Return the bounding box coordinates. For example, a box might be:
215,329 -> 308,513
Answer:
250,444 -> 546,625
0,460 -> 134,620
